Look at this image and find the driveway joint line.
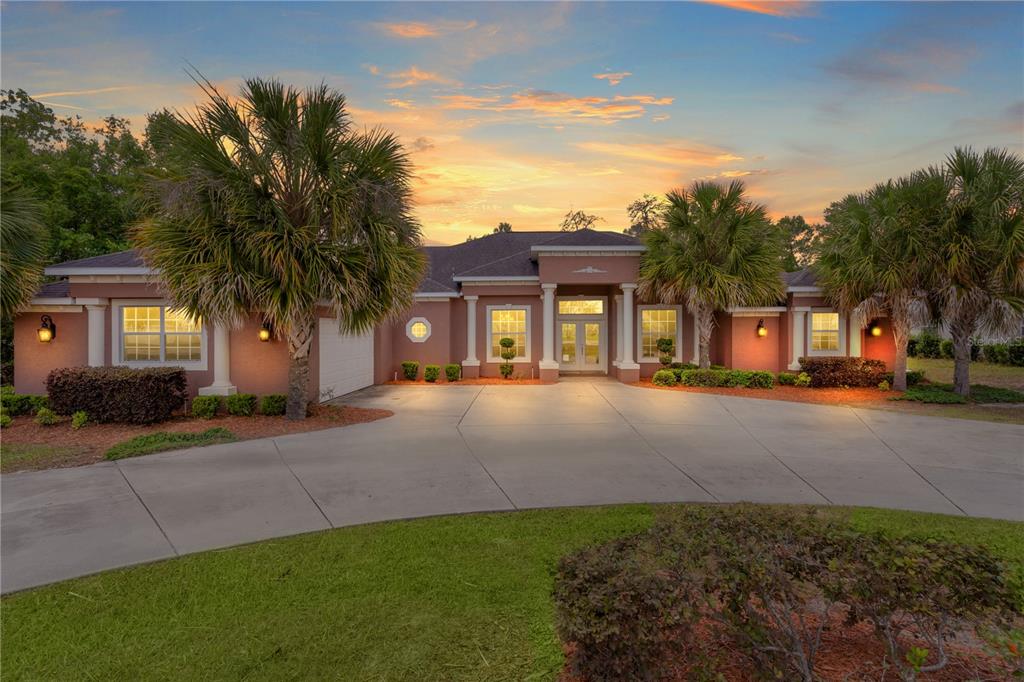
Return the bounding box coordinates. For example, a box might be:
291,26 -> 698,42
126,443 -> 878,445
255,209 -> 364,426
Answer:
114,462 -> 180,557
849,408 -> 969,516
455,426 -> 519,511
456,386 -> 485,428
713,396 -> 834,506
591,382 -> 721,503
272,439 -> 335,528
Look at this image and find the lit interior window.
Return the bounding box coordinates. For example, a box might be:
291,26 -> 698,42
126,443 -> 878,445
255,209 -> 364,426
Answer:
122,306 -> 202,362
410,321 -> 428,338
811,312 -> 840,351
640,309 -> 677,359
558,299 -> 603,315
490,309 -> 527,359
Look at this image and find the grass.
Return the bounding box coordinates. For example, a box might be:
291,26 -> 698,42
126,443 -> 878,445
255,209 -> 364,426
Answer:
3,504 -> 1021,681
103,427 -> 237,461
891,383 -> 1024,405
0,443 -> 90,472
909,357 -> 1024,390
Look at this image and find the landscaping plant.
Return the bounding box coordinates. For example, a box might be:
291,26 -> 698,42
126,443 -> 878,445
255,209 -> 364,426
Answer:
105,428 -> 237,461
70,410 -> 88,429
0,178 -> 48,319
444,363 -> 460,382
794,371 -> 812,387
0,392 -> 48,416
0,413 -> 11,428
498,337 -> 515,379
260,394 -> 287,416
656,337 -> 675,367
225,393 -> 257,417
423,364 -> 440,383
34,407 -> 58,426
401,361 -> 419,381
191,395 -> 220,419
46,367 -> 187,424
798,357 -> 887,388
651,369 -> 677,386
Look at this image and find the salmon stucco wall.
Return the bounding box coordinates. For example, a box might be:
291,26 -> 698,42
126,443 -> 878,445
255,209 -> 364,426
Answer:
538,255 -> 640,285
13,311 -> 89,394
728,315 -> 781,373
390,301 -> 454,378
862,317 -> 896,369
374,322 -> 394,385
474,294 -> 544,378
230,315 -> 294,398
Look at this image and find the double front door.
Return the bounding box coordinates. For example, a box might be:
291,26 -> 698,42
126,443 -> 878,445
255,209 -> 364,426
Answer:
560,320 -> 606,372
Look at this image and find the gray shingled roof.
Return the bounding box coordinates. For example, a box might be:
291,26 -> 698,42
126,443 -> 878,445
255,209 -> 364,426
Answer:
47,250 -> 145,270
34,280 -> 71,298
781,268 -> 818,287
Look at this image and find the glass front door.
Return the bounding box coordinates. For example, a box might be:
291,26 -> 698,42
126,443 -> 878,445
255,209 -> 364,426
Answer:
559,320 -> 605,372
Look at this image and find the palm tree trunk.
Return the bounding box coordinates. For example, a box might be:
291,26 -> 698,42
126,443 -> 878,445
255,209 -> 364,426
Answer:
286,320 -> 314,420
949,314 -> 975,397
889,315 -> 911,392
697,305 -> 714,369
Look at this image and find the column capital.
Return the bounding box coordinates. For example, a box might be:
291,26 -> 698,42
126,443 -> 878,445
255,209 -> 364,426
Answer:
77,297 -> 109,307
540,282 -> 558,291
464,295 -> 479,302
620,282 -> 638,292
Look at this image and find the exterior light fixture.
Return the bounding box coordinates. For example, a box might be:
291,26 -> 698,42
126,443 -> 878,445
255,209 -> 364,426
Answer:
258,321 -> 272,342
37,315 -> 56,343
869,320 -> 883,337
756,319 -> 768,337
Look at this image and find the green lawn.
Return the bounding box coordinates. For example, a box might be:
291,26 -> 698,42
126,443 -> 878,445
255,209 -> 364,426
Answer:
909,357 -> 1024,390
104,427 -> 237,460
0,443 -> 89,472
3,505 -> 1022,681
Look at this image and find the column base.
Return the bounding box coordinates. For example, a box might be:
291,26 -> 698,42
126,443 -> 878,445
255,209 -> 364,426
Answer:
198,383 -> 237,396
461,361 -> 480,379
617,365 -> 640,383
539,367 -> 559,382
787,362 -> 801,371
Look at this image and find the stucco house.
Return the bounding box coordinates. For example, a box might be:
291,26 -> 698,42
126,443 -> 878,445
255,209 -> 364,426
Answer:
13,228 -> 896,398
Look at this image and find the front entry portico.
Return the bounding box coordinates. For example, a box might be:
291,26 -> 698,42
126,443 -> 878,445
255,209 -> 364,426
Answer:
557,296 -> 607,373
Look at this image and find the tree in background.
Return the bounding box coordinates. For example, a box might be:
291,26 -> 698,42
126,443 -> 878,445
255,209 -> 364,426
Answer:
0,178 -> 48,319
560,208 -> 603,231
623,194 -> 666,237
134,77 -> 424,419
494,221 -> 512,233
0,90 -> 150,263
639,181 -> 785,368
934,147 -> 1024,396
777,215 -> 828,271
816,171 -> 946,391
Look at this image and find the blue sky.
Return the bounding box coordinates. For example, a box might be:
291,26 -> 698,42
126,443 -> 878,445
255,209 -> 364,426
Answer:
3,1 -> 1022,244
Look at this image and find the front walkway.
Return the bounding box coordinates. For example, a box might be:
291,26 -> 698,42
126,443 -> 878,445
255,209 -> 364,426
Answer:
3,380 -> 1021,592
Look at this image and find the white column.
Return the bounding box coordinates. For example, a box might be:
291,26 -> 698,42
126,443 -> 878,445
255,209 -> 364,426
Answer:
690,312 -> 700,365
86,303 -> 107,367
613,294 -> 623,366
849,312 -> 863,358
788,310 -> 807,370
199,323 -> 237,396
620,284 -> 639,369
540,284 -> 558,370
463,295 -> 479,366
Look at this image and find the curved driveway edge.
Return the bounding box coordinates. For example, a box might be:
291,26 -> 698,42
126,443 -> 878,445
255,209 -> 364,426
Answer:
3,379 -> 1022,593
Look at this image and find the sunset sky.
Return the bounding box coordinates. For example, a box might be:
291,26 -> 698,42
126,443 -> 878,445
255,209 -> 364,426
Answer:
3,1 -> 1022,244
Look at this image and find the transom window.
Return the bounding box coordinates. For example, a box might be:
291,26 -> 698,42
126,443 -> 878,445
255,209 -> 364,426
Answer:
558,299 -> 604,315
811,312 -> 840,351
640,308 -> 678,360
489,307 -> 528,360
122,306 -> 202,362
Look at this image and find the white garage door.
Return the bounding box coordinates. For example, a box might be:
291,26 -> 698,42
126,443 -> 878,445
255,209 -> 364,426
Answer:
317,318 -> 374,401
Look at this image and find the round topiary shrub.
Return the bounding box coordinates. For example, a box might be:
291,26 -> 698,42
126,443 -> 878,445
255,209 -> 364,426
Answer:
424,364 -> 441,383
401,361 -> 420,381
499,337 -> 516,379
652,369 -> 678,386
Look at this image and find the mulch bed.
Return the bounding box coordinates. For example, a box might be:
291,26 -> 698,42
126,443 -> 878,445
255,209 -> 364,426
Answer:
1,403 -> 392,473
386,377 -> 552,386
636,378 -> 898,406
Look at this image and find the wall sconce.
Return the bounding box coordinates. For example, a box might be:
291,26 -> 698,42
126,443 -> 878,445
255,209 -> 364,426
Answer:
258,321 -> 272,342
756,319 -> 768,337
868,320 -> 883,337
37,315 -> 56,343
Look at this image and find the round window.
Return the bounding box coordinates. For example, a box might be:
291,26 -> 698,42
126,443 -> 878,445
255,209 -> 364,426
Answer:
405,317 -> 431,342
410,322 -> 428,338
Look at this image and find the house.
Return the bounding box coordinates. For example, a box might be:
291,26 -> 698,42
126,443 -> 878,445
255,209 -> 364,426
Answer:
13,229 -> 896,398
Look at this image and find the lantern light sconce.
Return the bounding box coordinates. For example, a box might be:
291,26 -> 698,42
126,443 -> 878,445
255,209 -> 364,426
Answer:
258,321 -> 272,342
37,315 -> 56,343
868,320 -> 883,337
756,318 -> 768,338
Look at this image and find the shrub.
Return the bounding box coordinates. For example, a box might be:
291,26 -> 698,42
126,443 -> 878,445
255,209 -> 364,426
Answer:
679,368 -> 724,387
939,339 -> 954,359
1009,339 -> 1024,366
891,385 -> 968,404
885,369 -> 924,387
723,370 -> 752,387
794,372 -> 811,387
225,393 -> 257,417
906,337 -> 918,357
777,371 -> 797,385
669,362 -> 697,370
498,363 -> 514,379
444,364 -> 461,382
260,394 -> 287,416
401,361 -> 419,381
915,329 -> 943,359
0,413 -> 11,428
747,370 -> 775,389
984,343 -> 1010,365
651,369 -> 677,386
71,410 -> 89,429
191,395 -> 220,419
968,384 -> 1024,403
105,427 -> 236,461
798,357 -> 887,388
656,337 -> 675,367
423,364 -> 441,383
499,337 -> 516,379
0,393 -> 48,416
34,407 -> 59,426
877,379 -> 890,392
46,367 -> 187,424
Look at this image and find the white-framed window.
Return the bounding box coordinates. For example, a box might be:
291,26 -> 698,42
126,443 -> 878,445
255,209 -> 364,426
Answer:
487,305 -> 530,362
808,310 -> 845,355
405,317 -> 431,343
637,305 -> 682,362
111,300 -> 207,370
558,299 -> 604,316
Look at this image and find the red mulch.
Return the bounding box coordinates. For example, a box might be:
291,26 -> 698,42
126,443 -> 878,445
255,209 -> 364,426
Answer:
386,377 -> 552,386
560,610 -> 1013,681
636,378 -> 898,406
1,403 -> 392,473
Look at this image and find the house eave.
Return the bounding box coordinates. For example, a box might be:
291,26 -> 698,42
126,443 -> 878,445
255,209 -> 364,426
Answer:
531,245 -> 645,254
45,266 -> 155,276
452,276 -> 539,283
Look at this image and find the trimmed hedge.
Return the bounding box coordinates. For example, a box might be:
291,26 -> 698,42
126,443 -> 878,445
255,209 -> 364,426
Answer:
424,364 -> 441,383
46,367 -> 188,424
444,364 -> 461,382
401,361 -> 419,381
798,357 -> 887,388
260,394 -> 286,416
885,369 -> 924,387
0,393 -> 48,416
225,393 -> 257,417
651,369 -> 677,386
191,396 -> 220,419
677,368 -> 774,389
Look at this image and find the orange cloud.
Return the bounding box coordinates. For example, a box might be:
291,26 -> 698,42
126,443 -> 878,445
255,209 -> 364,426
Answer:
437,89 -> 672,122
34,85 -> 137,98
594,71 -> 632,86
577,141 -> 743,166
376,20 -> 478,38
385,98 -> 415,109
698,1 -> 813,18
387,66 -> 460,89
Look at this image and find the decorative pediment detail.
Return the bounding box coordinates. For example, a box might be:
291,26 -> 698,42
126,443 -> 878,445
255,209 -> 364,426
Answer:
572,265 -> 607,274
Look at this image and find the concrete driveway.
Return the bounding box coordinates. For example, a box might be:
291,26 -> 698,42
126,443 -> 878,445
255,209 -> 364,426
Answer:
3,379 -> 1022,593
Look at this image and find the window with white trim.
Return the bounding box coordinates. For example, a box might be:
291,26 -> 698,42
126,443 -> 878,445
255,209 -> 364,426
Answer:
810,312 -> 840,351
639,307 -> 679,360
406,317 -> 431,343
121,306 -> 202,363
488,307 -> 529,361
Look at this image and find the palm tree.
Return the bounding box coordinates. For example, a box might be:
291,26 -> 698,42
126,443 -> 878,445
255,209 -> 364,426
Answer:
816,171 -> 945,391
135,77 -> 425,419
1,178 -> 48,319
639,180 -> 784,369
935,147 -> 1024,396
